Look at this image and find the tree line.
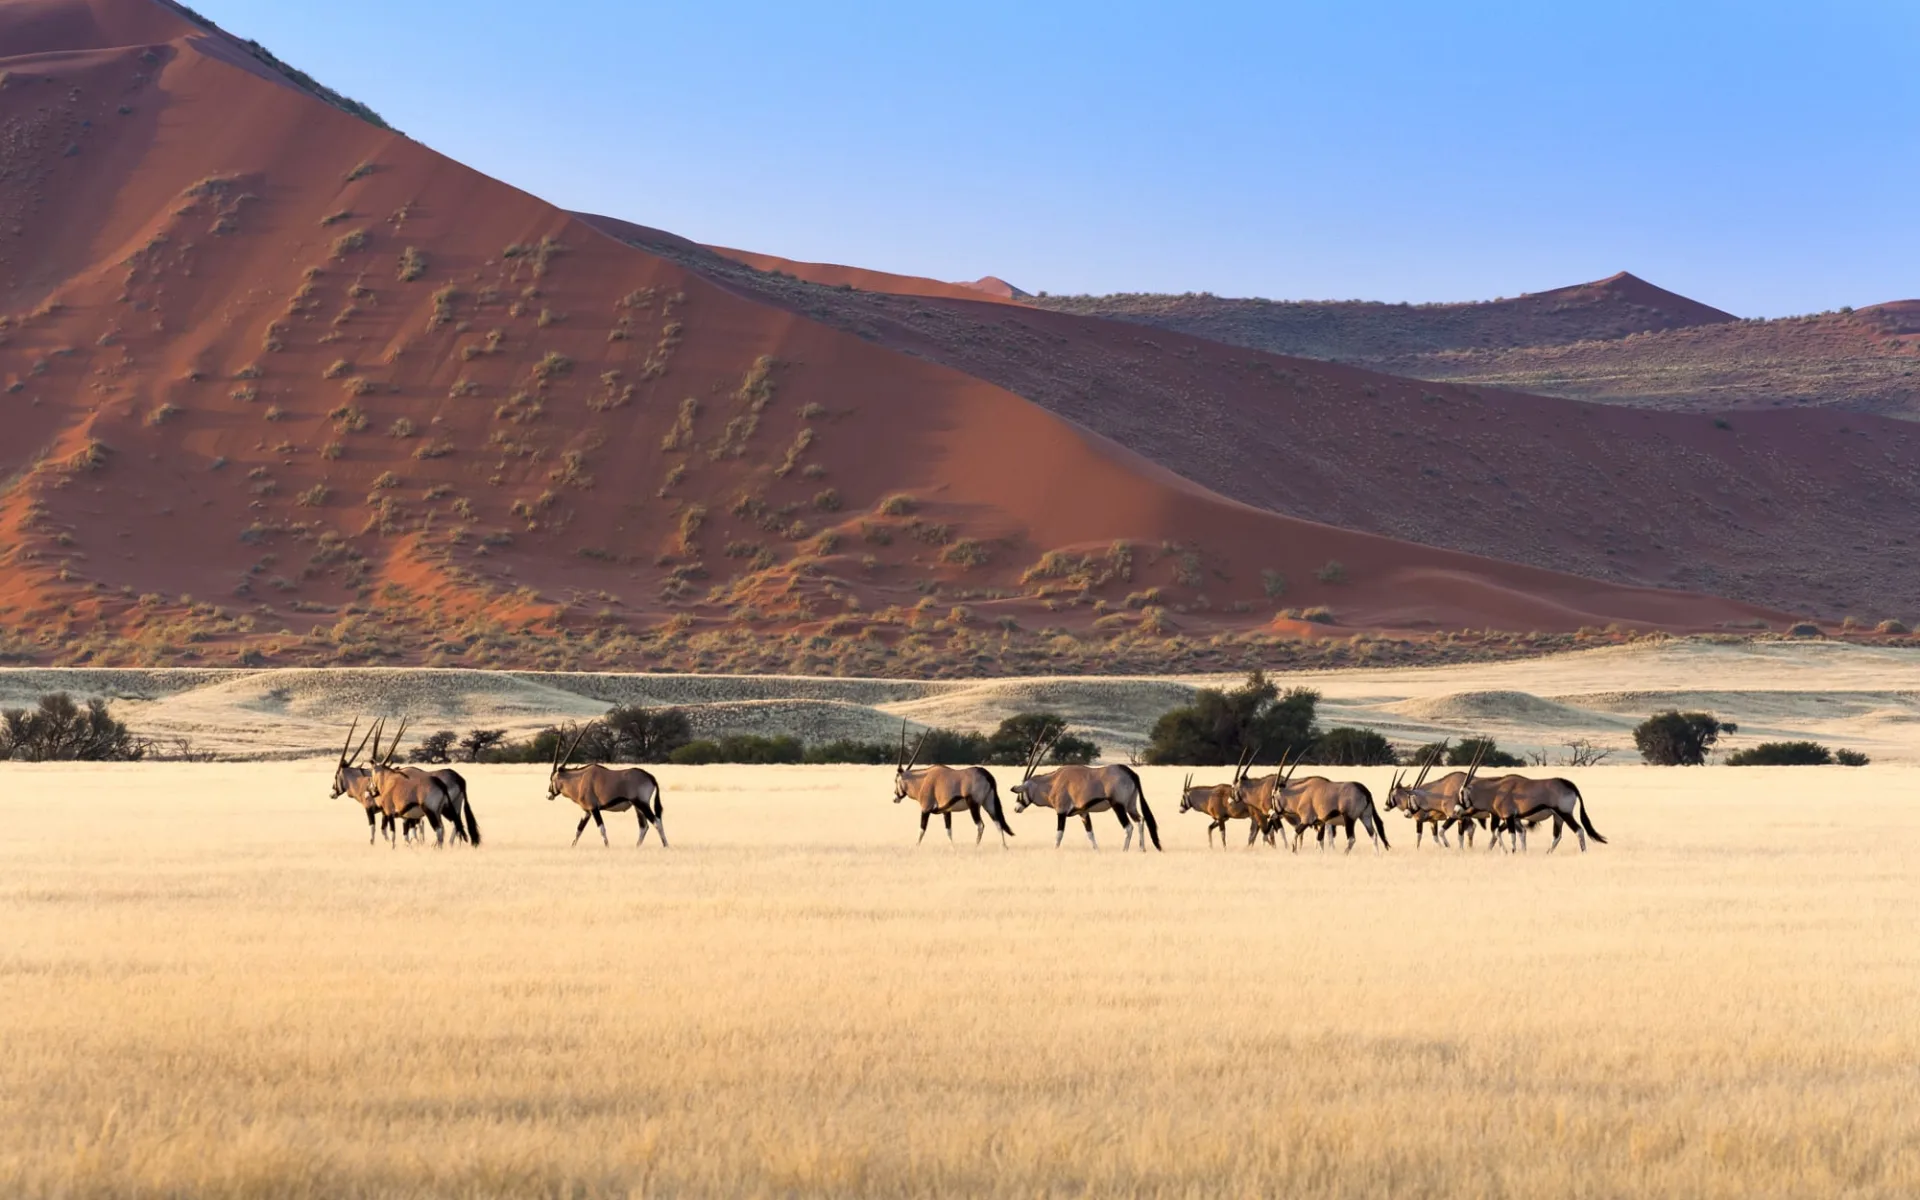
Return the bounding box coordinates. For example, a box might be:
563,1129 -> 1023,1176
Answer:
0,686 -> 1872,767
401,707 -> 1102,767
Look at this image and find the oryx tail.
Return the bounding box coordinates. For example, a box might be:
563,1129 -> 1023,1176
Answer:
1570,781 -> 1606,845
984,774 -> 1015,837
1358,782 -> 1389,850
462,794 -> 482,846
1122,764 -> 1160,850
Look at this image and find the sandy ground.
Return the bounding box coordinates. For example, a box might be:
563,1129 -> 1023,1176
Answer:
6,638 -> 1920,762
1,761 -> 1915,1197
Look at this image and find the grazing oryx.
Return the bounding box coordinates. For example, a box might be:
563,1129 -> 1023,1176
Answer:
1010,730 -> 1160,851
328,719 -> 383,843
1384,744 -> 1482,849
1268,757 -> 1391,854
892,724 -> 1013,846
1453,751 -> 1606,853
548,722 -> 668,848
365,720 -> 477,848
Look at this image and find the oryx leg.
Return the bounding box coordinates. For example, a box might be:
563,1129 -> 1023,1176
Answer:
636,809 -> 650,847
941,811 -> 955,843
427,811 -> 446,848
652,803 -> 670,849
1055,812 -> 1067,848
1082,812 -> 1098,850
917,811 -> 932,847
364,807 -> 378,845
1415,816 -> 1426,849
572,812 -> 592,847
969,803 -> 985,845
1342,817 -> 1357,854
1117,807 -> 1134,851
1546,812 -> 1566,854
592,809 -> 609,846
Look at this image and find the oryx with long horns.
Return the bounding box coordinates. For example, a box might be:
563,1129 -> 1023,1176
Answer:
1384,742 -> 1482,849
328,719 -> 383,843
1452,746 -> 1606,853
365,719 -> 479,848
892,723 -> 1013,846
1231,745 -> 1295,847
1179,744 -> 1262,847
548,721 -> 667,848
1255,751 -> 1391,854
1010,728 -> 1159,851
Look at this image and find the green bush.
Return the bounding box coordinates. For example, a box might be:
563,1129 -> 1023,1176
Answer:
804,739 -> 894,765
1725,741 -> 1869,766
1448,736 -> 1524,768
1725,741 -> 1828,766
1143,671 -> 1318,765
1309,726 -> 1395,766
670,734 -> 804,765
1634,711 -> 1731,765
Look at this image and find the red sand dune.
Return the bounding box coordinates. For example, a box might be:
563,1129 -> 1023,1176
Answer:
0,0 -> 1790,671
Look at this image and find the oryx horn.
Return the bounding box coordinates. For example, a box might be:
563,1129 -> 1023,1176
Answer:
384,717 -> 409,767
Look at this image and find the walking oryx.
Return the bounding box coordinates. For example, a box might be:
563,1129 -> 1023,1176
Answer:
548,722 -> 668,847
1180,745 -> 1264,847
1010,731 -> 1160,851
329,719 -> 383,843
1384,744 -> 1483,849
1264,756 -> 1391,854
365,719 -> 479,848
1453,751 -> 1606,853
380,718 -> 479,846
892,724 -> 1014,846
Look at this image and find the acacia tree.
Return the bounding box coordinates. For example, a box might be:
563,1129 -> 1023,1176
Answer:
604,705 -> 692,762
0,693 -> 146,761
458,729 -> 507,762
407,731 -> 458,763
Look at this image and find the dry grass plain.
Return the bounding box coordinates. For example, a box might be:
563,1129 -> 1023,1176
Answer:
3,762 -> 1916,1198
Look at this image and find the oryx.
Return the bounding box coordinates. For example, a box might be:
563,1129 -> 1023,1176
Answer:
1010,730 -> 1159,851
548,722 -> 667,847
1453,751 -> 1606,853
1384,744 -> 1481,849
1233,747 -> 1305,847
1179,745 -> 1262,847
892,723 -> 1013,846
328,719 -> 383,843
1267,756 -> 1391,854
365,719 -> 478,848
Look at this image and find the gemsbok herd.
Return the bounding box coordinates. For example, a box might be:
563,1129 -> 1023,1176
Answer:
326,720 -> 1604,855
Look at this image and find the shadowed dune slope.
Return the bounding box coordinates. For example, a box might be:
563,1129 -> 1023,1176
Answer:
0,0 -> 1793,673
1036,272 -> 1737,361
1037,274 -> 1920,418
603,250 -> 1920,622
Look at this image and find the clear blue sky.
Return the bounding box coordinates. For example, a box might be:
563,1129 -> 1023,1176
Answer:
191,0 -> 1917,316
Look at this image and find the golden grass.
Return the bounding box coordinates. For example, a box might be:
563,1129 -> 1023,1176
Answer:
2,763 -> 1916,1197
